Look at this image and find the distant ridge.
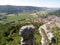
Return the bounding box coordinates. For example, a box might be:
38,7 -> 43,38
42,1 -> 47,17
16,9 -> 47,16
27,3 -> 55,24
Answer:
0,5 -> 52,14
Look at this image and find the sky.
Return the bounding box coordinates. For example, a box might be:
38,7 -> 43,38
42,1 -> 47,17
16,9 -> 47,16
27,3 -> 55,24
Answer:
0,0 -> 60,8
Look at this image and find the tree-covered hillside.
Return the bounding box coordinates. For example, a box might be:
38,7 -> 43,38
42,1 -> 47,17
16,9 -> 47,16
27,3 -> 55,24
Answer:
0,5 -> 49,14
48,9 -> 60,16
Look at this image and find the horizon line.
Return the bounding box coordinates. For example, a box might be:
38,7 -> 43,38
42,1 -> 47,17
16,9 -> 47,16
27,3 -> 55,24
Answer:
0,4 -> 60,8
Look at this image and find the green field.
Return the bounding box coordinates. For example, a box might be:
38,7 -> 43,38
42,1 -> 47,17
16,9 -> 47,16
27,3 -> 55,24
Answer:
7,14 -> 33,22
0,13 -> 33,24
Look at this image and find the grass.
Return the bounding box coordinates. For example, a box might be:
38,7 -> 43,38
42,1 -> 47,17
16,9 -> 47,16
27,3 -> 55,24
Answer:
34,29 -> 41,45
0,13 -> 33,24
7,14 -> 33,22
0,21 -> 4,23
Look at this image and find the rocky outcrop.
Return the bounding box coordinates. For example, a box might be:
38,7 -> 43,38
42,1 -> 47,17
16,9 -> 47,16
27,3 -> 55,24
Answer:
19,25 -> 36,45
39,16 -> 60,45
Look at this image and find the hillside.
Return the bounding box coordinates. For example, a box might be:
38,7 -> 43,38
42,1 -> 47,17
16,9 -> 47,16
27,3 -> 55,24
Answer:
0,5 -> 52,14
0,5 -> 60,45
0,16 -> 60,45
48,9 -> 60,16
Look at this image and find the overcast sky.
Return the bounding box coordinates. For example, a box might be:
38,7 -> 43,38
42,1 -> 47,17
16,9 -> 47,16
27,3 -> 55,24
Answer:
0,0 -> 60,8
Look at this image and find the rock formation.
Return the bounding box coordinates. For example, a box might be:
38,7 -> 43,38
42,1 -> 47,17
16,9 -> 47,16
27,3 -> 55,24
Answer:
19,25 -> 36,45
39,16 -> 60,45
